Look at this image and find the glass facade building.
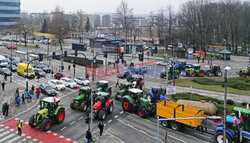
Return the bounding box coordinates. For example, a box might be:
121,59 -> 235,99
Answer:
0,0 -> 20,29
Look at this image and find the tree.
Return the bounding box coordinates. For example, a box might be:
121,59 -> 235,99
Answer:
116,0 -> 133,52
75,9 -> 86,33
85,16 -> 90,32
41,19 -> 48,33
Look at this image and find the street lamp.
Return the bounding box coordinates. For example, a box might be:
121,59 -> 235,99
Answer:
223,66 -> 230,143
24,30 -> 28,62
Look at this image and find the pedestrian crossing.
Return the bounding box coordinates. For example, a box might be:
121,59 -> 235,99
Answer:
0,127 -> 33,143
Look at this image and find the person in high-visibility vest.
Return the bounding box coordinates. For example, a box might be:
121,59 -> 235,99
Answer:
116,79 -> 119,88
17,120 -> 22,136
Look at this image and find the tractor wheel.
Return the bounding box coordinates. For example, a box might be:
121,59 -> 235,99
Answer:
70,101 -> 75,109
115,92 -> 119,100
29,115 -> 36,128
214,131 -> 232,143
150,105 -> 156,116
41,118 -> 52,131
98,110 -> 106,121
107,102 -> 114,114
207,71 -> 212,77
191,72 -> 195,77
137,107 -> 148,118
56,108 -> 65,124
122,98 -> 132,112
161,120 -> 169,128
174,72 -> 180,79
160,72 -> 164,78
171,122 -> 181,131
199,71 -> 205,77
240,73 -> 246,78
81,101 -> 88,112
216,71 -> 223,77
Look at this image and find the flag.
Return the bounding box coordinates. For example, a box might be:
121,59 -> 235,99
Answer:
239,111 -> 243,122
247,104 -> 249,110
234,116 -> 237,127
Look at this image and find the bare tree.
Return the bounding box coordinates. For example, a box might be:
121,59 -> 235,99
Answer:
74,9 -> 86,33
116,0 -> 133,52
147,12 -> 155,44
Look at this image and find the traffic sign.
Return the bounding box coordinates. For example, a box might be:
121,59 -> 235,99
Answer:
96,52 -> 100,55
166,86 -> 176,95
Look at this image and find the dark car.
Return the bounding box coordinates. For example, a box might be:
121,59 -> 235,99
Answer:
0,68 -> 12,76
140,66 -> 148,73
34,68 -> 46,77
39,64 -> 51,73
54,72 -> 71,79
117,70 -> 131,79
8,64 -> 17,72
39,84 -> 57,97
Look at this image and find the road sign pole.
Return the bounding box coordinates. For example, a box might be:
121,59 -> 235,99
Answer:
157,116 -> 160,143
166,54 -> 168,86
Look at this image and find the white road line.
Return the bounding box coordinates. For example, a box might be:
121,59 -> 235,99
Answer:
108,120 -> 112,123
65,107 -> 70,110
60,126 -> 67,131
66,138 -> 71,141
0,128 -> 5,132
0,133 -> 15,142
17,138 -> 27,143
120,111 -> 123,114
114,115 -> 118,118
0,131 -> 9,137
70,121 -> 76,125
53,133 -> 58,136
78,117 -> 83,120
6,135 -> 21,143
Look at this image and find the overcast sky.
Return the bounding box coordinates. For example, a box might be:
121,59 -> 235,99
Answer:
21,0 -> 188,14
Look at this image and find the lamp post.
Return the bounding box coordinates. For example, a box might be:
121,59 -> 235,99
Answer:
24,30 -> 28,62
223,66 -> 230,143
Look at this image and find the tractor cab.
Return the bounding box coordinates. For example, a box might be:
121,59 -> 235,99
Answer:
129,74 -> 144,89
128,88 -> 143,100
206,65 -> 222,77
234,107 -> 250,132
147,86 -> 167,103
193,64 -> 201,70
115,82 -> 132,100
78,86 -> 91,100
175,60 -> 187,71
96,80 -> 112,96
40,97 -> 60,115
70,86 -> 92,111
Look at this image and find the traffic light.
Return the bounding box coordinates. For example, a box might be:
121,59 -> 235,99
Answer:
75,50 -> 78,57
64,51 -> 67,58
38,54 -> 43,61
73,60 -> 76,68
104,52 -> 107,58
139,54 -> 143,61
52,52 -> 56,59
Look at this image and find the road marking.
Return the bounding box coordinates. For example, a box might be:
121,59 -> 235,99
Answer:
65,107 -> 70,110
120,111 -> 123,114
18,138 -> 27,143
26,136 -> 31,139
0,131 -> 9,137
60,127 -> 67,131
108,120 -> 112,123
21,133 -> 26,136
32,139 -> 38,142
0,128 -> 4,132
70,121 -> 76,125
78,117 -> 83,120
4,126 -> 9,129
53,133 -> 58,136
0,133 -> 15,142
5,135 -> 21,143
10,129 -> 14,131
66,138 -> 71,141
59,135 -> 64,138
114,115 -> 118,118
0,124 -> 3,126
47,131 -> 51,133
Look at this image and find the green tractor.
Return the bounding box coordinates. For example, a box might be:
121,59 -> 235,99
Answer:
70,86 -> 92,111
121,88 -> 156,118
237,65 -> 250,78
29,97 -> 65,131
115,81 -> 132,100
96,80 -> 112,97
160,66 -> 180,79
185,64 -> 205,77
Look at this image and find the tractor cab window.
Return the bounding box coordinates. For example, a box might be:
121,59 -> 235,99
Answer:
79,89 -> 90,96
194,66 -> 200,70
40,101 -> 48,109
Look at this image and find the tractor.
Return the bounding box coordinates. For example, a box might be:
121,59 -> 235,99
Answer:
70,86 -> 92,111
175,60 -> 187,71
160,65 -> 180,79
146,86 -> 169,104
205,65 -> 223,77
29,97 -> 65,131
115,81 -> 132,100
96,80 -> 112,97
237,65 -> 250,78
87,92 -> 113,121
214,107 -> 250,143
185,64 -> 205,77
127,74 -> 144,89
121,88 -> 156,118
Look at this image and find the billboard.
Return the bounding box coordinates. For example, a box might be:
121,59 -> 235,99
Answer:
72,43 -> 87,51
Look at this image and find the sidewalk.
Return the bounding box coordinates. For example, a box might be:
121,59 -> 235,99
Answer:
176,86 -> 250,103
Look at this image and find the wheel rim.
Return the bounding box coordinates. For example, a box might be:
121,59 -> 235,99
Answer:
147,95 -> 151,102
83,105 -> 87,111
200,72 -> 204,76
172,123 -> 177,130
59,112 -> 64,121
217,72 -> 222,76
110,104 -> 113,112
191,73 -> 195,77
123,101 -> 129,110
241,74 -> 245,78
46,121 -> 50,129
216,135 -> 228,143
161,121 -> 167,127
138,109 -> 143,117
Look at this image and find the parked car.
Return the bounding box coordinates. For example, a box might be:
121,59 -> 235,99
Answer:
7,46 -> 17,49
0,67 -> 12,76
0,55 -> 8,67
39,64 -> 51,73
33,68 -> 46,77
7,64 -> 17,72
156,61 -> 172,66
54,72 -> 71,79
12,57 -> 21,65
74,77 -> 90,85
48,80 -> 65,91
60,77 -> 78,88
117,70 -> 132,79
39,84 -> 57,97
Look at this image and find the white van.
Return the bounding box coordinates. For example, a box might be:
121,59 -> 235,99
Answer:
0,55 -> 8,67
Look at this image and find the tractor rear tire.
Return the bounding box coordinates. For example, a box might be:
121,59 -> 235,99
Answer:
216,71 -> 222,77
56,108 -> 65,124
41,118 -> 52,131
240,73 -> 246,78
161,120 -> 169,128
81,101 -> 88,112
171,122 -> 181,131
214,131 -> 232,143
107,102 -> 113,114
122,98 -> 132,112
207,71 -> 212,77
98,110 -> 106,121
137,107 -> 148,118
29,115 -> 36,128
115,92 -> 119,100
70,101 -> 75,109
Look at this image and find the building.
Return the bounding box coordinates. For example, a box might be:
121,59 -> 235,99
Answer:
0,0 -> 20,29
102,14 -> 110,27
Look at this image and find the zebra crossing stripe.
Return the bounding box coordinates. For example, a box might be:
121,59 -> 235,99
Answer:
0,133 -> 16,142
5,134 -> 21,143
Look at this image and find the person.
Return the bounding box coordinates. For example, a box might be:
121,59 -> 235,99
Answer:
36,88 -> 40,99
86,129 -> 92,143
202,58 -> 205,63
68,65 -> 71,71
86,73 -> 89,80
16,96 -> 21,106
116,79 -> 119,88
113,63 -> 115,69
2,81 -> 5,91
24,90 -> 31,102
17,120 -> 22,136
21,93 -> 25,104
16,88 -> 20,96
51,71 -> 54,78
2,103 -> 6,116
31,85 -> 35,95
4,74 -> 7,81
98,121 -> 104,136
37,74 -> 40,83
197,56 -> 200,63
5,103 -> 9,116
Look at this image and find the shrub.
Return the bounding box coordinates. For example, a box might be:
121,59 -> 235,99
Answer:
226,99 -> 234,105
241,102 -> 248,106
192,78 -> 223,85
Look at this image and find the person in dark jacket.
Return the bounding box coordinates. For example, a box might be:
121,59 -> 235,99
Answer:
2,81 -> 5,91
98,122 -> 104,136
86,129 -> 92,143
5,103 -> 9,116
2,103 -> 6,116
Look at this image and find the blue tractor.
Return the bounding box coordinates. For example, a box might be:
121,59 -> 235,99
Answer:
175,60 -> 187,71
146,86 -> 169,104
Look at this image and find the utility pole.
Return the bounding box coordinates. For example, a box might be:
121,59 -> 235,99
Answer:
166,54 -> 168,86
24,30 -> 28,62
47,39 -> 50,66
223,67 -> 229,143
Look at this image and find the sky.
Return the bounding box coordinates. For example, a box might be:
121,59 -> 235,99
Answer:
21,0 -> 188,14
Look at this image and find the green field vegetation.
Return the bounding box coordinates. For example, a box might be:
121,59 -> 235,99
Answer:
172,93 -> 246,116
176,77 -> 250,95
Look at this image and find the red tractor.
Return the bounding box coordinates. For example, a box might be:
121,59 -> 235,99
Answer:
87,92 -> 113,120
